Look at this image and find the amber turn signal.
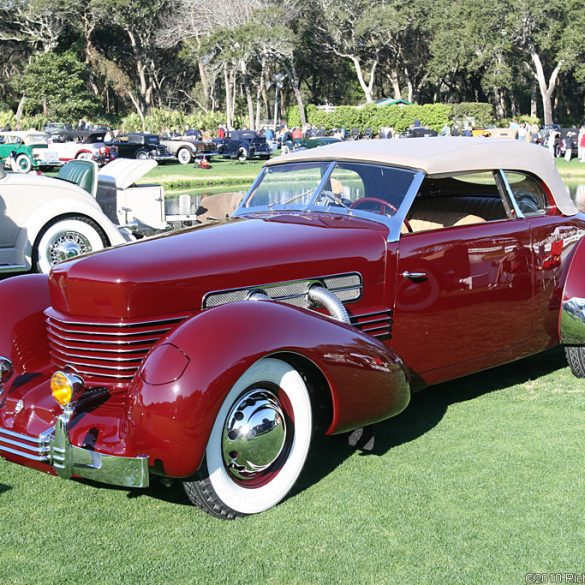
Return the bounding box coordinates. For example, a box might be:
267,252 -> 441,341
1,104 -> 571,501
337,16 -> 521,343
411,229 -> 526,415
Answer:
50,371 -> 83,407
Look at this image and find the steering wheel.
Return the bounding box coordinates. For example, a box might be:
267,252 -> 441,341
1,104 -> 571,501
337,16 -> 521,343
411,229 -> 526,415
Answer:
350,197 -> 413,232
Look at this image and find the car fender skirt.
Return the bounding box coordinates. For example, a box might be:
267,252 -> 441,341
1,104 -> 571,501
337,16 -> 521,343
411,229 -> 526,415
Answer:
127,301 -> 410,478
0,274 -> 51,371
560,238 -> 585,344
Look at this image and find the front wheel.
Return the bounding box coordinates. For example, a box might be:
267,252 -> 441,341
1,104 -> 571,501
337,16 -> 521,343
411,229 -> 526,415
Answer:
34,216 -> 109,273
236,146 -> 248,162
76,151 -> 93,161
183,358 -> 312,519
135,150 -> 149,160
177,148 -> 192,164
565,346 -> 585,378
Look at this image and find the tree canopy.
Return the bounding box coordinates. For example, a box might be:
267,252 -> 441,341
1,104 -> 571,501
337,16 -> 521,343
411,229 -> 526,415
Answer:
0,0 -> 583,127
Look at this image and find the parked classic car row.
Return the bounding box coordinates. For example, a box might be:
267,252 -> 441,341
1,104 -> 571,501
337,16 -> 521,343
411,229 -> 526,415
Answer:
1,138 -> 585,521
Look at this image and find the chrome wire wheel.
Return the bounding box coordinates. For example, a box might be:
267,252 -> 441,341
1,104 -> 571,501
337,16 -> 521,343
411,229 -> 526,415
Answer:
183,358 -> 313,518
35,217 -> 108,273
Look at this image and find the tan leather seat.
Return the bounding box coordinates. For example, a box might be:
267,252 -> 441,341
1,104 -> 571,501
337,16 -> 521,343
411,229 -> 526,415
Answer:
196,191 -> 243,222
404,196 -> 506,233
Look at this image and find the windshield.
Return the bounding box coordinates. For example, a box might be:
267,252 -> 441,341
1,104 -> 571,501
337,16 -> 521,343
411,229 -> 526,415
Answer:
239,160 -> 416,221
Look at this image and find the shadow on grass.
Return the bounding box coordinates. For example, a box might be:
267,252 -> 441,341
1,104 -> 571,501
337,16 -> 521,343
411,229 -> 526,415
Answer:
294,347 -> 567,497
0,483 -> 11,495
76,348 -> 567,509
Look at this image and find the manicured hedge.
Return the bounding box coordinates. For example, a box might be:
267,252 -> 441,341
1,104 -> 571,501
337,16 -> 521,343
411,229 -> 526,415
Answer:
287,102 -> 495,133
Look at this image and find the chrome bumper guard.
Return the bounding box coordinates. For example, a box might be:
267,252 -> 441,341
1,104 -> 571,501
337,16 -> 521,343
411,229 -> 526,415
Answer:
560,297 -> 585,345
0,411 -> 149,489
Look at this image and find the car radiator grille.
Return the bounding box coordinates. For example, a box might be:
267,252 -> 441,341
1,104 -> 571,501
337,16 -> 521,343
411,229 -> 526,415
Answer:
350,309 -> 393,339
45,308 -> 190,384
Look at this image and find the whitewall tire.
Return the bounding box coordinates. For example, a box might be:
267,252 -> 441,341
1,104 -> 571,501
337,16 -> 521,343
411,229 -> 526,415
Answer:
183,358 -> 313,518
177,148 -> 192,164
35,217 -> 108,273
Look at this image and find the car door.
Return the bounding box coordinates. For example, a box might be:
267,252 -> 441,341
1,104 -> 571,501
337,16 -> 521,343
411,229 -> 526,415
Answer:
391,171 -> 534,386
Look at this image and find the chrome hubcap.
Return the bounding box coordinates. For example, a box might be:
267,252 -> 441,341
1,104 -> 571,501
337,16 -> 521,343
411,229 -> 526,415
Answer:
222,388 -> 287,480
49,232 -> 91,264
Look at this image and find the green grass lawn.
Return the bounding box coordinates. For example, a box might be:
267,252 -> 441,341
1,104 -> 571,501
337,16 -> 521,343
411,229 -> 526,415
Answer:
1,348 -> 584,584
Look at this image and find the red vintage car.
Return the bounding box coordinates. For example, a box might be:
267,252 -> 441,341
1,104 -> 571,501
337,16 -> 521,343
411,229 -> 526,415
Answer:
1,138 -> 584,519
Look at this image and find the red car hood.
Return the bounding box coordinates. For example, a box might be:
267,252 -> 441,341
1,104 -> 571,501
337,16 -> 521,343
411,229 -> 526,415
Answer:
49,213 -> 388,319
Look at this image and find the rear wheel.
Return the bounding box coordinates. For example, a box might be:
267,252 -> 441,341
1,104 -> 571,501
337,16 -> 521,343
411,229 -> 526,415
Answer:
565,346 -> 585,377
177,148 -> 192,164
13,154 -> 33,173
34,216 -> 109,273
183,358 -> 312,519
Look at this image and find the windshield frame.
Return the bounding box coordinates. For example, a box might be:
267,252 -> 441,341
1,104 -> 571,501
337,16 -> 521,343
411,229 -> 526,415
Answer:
233,160 -> 425,242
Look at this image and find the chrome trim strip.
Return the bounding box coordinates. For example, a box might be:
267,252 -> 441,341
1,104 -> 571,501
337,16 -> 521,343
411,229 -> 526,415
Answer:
0,427 -> 46,443
496,169 -> 524,219
48,356 -> 139,371
390,170 -> 425,243
560,297 -> 585,345
0,435 -> 48,453
44,310 -> 189,328
0,445 -> 48,461
47,332 -> 160,346
48,337 -> 152,354
49,348 -> 145,363
47,322 -> 174,337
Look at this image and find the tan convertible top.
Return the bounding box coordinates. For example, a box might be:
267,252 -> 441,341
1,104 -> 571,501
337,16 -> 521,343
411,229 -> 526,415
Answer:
267,137 -> 577,216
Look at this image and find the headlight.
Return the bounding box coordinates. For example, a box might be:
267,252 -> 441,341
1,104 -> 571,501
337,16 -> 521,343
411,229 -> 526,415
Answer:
0,356 -> 13,385
51,371 -> 84,408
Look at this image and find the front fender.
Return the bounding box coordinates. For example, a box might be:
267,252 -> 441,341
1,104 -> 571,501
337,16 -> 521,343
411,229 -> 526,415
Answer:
127,301 -> 410,478
560,237 -> 585,344
0,274 -> 50,372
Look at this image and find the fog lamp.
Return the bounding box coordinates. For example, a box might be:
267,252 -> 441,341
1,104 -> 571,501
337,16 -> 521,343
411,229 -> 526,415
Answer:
0,356 -> 13,385
51,371 -> 83,407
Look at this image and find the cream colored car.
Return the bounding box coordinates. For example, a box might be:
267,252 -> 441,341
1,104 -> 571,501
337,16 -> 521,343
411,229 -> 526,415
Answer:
0,165 -> 130,274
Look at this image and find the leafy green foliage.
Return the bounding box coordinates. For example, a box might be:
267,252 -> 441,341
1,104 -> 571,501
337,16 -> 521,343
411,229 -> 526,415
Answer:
289,102 -> 491,132
15,51 -> 98,119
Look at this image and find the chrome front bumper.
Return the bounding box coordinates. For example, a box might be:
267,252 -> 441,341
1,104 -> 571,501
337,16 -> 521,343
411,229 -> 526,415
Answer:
0,410 -> 149,489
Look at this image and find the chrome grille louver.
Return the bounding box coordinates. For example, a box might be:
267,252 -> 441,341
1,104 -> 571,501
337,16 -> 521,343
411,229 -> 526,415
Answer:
45,308 -> 189,383
350,309 -> 393,339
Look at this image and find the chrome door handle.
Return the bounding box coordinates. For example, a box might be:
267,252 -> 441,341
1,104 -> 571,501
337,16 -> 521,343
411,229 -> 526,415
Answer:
402,271 -> 428,281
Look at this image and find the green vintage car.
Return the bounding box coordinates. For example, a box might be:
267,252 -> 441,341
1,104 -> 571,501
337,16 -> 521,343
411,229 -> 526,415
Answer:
0,131 -> 61,172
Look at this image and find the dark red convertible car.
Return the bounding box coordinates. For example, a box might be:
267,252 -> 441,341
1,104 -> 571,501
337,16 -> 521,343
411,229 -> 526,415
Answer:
1,138 -> 585,519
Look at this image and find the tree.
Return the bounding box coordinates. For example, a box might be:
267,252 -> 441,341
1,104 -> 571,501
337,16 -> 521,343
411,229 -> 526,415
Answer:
15,51 -> 98,119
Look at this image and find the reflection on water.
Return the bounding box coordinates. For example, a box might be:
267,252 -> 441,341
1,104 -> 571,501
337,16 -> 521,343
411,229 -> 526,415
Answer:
165,185 -> 248,216
568,181 -> 585,212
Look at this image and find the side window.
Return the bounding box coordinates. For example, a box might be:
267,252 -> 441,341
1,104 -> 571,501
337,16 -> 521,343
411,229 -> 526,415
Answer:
405,172 -> 508,233
503,171 -> 549,216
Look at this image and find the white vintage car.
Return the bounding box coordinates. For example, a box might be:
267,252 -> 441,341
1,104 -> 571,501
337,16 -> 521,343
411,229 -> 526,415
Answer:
0,164 -> 130,274
0,131 -> 61,172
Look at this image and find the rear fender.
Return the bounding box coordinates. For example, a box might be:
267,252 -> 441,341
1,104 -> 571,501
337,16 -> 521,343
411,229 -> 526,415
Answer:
127,301 -> 409,478
560,237 -> 585,344
0,274 -> 50,373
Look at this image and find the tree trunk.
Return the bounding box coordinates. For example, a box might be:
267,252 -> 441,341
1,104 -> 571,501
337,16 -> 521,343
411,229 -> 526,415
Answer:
531,51 -> 563,126
349,56 -> 377,103
14,95 -> 25,120
389,68 -> 402,99
283,60 -> 306,126
224,64 -> 233,129
530,81 -> 538,118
